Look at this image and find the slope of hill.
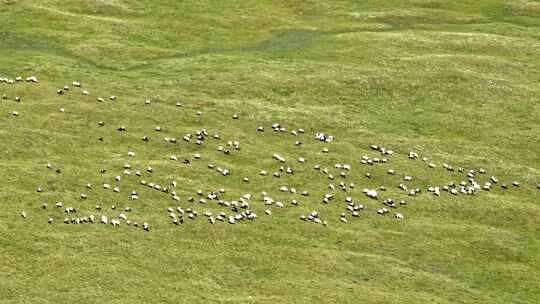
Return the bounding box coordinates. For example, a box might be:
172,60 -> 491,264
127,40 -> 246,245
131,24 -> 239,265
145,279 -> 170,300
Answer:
1,1 -> 539,303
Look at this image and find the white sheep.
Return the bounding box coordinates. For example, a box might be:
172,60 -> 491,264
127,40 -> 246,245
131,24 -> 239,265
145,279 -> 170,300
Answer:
364,189 -> 378,199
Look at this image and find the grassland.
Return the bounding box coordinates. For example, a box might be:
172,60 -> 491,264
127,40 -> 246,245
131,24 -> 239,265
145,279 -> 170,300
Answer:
0,1 -> 539,303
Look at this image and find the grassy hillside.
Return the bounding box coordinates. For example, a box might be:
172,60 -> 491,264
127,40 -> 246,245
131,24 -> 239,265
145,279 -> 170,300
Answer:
1,0 -> 539,303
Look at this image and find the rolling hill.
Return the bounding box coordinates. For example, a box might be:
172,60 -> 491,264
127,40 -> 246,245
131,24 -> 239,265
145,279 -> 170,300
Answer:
1,1 -> 539,303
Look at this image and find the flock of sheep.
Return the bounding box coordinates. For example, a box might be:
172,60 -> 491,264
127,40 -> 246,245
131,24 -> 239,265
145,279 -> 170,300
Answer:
4,75 -> 539,232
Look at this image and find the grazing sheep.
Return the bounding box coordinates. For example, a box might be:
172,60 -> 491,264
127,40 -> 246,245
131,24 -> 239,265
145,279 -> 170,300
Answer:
377,208 -> 389,215
315,132 -> 334,142
364,189 -> 378,199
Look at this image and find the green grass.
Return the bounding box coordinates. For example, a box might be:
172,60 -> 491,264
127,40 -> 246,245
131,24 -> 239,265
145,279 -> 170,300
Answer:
0,0 -> 539,303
